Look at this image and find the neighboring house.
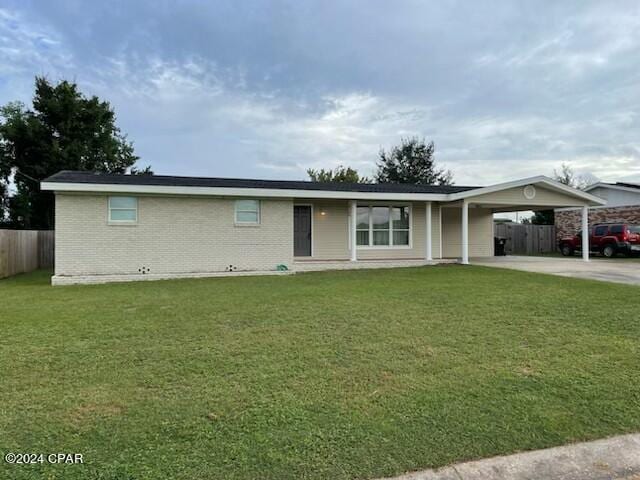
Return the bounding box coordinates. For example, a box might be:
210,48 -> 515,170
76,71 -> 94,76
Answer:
41,171 -> 604,285
555,182 -> 640,239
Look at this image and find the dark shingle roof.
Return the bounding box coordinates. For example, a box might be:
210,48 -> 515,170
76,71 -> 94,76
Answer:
43,171 -> 479,194
616,182 -> 640,190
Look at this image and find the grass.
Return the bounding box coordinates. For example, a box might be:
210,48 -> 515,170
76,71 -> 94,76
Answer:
1,266 -> 640,480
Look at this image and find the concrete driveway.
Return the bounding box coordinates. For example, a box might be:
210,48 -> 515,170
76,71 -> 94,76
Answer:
472,255 -> 640,286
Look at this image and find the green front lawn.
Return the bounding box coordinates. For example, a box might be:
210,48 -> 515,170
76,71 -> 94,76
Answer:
2,267 -> 639,480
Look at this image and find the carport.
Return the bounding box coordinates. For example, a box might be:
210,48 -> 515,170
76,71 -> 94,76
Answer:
441,177 -> 606,263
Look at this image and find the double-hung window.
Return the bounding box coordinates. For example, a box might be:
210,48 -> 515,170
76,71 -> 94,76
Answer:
356,205 -> 410,247
108,196 -> 137,223
235,199 -> 260,224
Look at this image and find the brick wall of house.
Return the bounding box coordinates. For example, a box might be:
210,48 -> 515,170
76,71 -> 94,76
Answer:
55,194 -> 294,277
555,205 -> 640,240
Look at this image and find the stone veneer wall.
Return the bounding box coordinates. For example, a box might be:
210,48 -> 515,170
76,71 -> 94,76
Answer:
555,205 -> 640,240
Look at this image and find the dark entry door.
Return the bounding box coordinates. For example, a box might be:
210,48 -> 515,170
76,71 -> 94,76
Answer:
294,206 -> 312,257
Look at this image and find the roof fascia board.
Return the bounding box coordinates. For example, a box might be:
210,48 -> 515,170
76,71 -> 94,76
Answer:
583,182 -> 609,192
40,181 -> 451,201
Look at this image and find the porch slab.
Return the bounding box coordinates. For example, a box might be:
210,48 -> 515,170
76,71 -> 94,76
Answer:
293,258 -> 456,272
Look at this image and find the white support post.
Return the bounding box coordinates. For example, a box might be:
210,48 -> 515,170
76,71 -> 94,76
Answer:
350,200 -> 357,261
582,205 -> 589,262
461,200 -> 469,265
425,202 -> 432,261
439,205 -> 443,259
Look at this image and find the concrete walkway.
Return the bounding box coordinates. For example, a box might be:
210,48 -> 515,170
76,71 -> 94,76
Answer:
472,256 -> 640,286
378,433 -> 640,480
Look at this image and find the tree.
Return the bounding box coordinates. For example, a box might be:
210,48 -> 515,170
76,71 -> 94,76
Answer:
0,77 -> 150,229
130,165 -> 154,175
530,163 -> 599,226
554,163 -> 575,187
375,137 -> 453,185
307,165 -> 369,183
0,181 -> 9,227
553,163 -> 597,190
529,210 -> 554,225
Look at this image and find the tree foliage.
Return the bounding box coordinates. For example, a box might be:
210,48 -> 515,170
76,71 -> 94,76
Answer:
307,165 -> 369,183
530,163 -> 599,225
553,163 -> 597,190
0,77 -> 150,229
0,181 -> 8,226
375,137 -> 453,185
529,210 -> 554,225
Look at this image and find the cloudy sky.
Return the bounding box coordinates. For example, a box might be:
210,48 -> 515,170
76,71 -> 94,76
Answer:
1,1 -> 639,185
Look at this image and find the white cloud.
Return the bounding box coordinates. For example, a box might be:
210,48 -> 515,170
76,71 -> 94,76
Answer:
0,2 -> 639,187
475,6 -> 640,76
0,8 -> 72,77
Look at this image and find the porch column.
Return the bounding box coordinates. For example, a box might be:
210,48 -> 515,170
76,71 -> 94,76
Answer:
439,205 -> 443,259
350,200 -> 357,261
582,205 -> 589,262
425,202 -> 432,261
461,200 -> 469,265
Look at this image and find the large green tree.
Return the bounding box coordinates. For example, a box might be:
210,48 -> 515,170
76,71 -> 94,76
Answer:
375,137 -> 453,185
307,165 -> 370,183
0,77 -> 149,229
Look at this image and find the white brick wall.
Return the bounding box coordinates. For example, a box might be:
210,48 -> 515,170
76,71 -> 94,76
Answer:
55,194 -> 294,277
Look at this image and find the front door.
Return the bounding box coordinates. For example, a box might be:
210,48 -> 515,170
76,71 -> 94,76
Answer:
294,206 -> 312,257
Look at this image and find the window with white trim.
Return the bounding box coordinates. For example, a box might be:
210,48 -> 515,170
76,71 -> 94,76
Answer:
235,199 -> 260,224
108,196 -> 137,223
356,205 -> 410,246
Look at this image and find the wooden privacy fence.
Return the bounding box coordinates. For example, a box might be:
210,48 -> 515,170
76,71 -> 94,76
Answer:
494,223 -> 556,255
0,230 -> 54,279
38,231 -> 55,269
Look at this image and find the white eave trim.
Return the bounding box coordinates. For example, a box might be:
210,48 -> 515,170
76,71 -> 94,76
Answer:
447,175 -> 606,205
40,181 -> 451,201
41,174 -> 608,205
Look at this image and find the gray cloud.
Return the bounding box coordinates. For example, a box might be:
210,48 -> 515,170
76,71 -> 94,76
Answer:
0,1 -> 639,184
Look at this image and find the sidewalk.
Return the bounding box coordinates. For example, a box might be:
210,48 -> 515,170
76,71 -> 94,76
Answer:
378,434 -> 640,480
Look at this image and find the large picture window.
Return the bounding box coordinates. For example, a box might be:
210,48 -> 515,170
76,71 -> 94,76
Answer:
356,205 -> 410,247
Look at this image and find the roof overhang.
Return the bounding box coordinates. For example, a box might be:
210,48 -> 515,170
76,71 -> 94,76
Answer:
41,175 -> 606,206
40,181 -> 451,201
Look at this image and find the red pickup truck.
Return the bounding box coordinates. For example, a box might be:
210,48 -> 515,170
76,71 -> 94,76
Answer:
559,223 -> 640,257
